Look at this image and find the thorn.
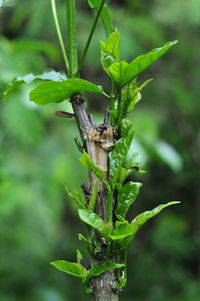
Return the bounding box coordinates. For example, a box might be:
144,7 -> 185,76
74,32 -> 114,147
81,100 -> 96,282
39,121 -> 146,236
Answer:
54,111 -> 75,118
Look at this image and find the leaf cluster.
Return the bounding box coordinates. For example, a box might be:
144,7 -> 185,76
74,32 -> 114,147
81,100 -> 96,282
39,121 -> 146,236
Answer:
2,0 -> 180,292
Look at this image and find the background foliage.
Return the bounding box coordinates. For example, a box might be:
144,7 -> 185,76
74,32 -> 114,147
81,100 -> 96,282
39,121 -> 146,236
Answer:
0,0 -> 199,300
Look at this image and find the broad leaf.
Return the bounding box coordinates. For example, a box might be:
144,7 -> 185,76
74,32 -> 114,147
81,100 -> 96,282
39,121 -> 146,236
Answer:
30,78 -> 104,105
100,30 -> 120,70
110,221 -> 133,240
109,123 -> 134,190
87,262 -> 124,279
88,0 -> 113,37
131,201 -> 180,237
124,41 -> 178,86
116,182 -> 142,218
3,69 -> 67,98
80,151 -> 105,180
65,185 -> 86,209
108,41 -> 178,87
117,201 -> 180,249
108,60 -> 129,86
78,209 -> 108,237
50,260 -> 87,279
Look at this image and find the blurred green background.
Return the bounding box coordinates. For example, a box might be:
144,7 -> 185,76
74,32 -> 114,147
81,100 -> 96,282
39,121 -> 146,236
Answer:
0,0 -> 199,300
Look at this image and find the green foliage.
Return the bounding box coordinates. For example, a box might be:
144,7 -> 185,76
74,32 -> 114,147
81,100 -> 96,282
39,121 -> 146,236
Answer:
51,259 -> 124,284
4,69 -> 67,98
87,262 -> 124,280
65,186 -> 86,209
108,41 -> 178,87
109,119 -> 134,190
131,201 -> 180,238
50,260 -> 87,280
0,0 -> 187,299
100,30 -> 120,70
30,79 -> 105,105
80,151 -> 105,180
116,181 -> 142,219
78,209 -> 108,238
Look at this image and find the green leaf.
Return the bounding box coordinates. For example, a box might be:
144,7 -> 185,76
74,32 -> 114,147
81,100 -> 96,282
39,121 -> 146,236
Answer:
109,126 -> 134,190
3,69 -> 67,99
80,151 -> 105,180
76,249 -> 83,264
131,201 -> 180,237
108,61 -> 129,86
65,185 -> 86,209
88,0 -> 113,37
110,221 -> 133,240
87,262 -> 124,279
78,209 -> 108,237
117,202 -> 180,249
125,41 -> 178,86
108,41 -> 178,87
116,182 -> 142,218
67,0 -> 78,77
0,0 -> 5,7
88,179 -> 98,211
50,260 -> 87,279
100,30 -> 120,70
30,78 -> 104,105
121,118 -> 132,138
78,234 -> 89,244
127,79 -> 153,112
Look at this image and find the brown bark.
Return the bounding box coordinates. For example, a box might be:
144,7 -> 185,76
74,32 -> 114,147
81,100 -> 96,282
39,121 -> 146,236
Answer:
71,95 -> 119,301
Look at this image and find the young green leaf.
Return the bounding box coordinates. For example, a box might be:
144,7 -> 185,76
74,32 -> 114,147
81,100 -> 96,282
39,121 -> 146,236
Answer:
100,30 -> 120,70
115,202 -> 180,249
110,221 -> 133,240
30,78 -> 104,105
67,0 -> 78,77
87,262 -> 124,280
3,69 -> 67,99
76,249 -> 83,264
108,41 -> 178,87
109,126 -> 134,190
88,179 -> 98,211
65,185 -> 86,209
88,0 -> 113,37
78,209 -> 108,237
80,151 -> 105,180
125,79 -> 153,113
78,234 -> 89,244
108,61 -> 129,86
116,182 -> 142,218
131,201 -> 181,237
50,260 -> 87,279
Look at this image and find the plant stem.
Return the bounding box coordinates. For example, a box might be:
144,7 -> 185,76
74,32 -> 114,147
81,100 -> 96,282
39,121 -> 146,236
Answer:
117,87 -> 122,128
66,0 -> 78,77
51,0 -> 69,73
78,0 -> 106,73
